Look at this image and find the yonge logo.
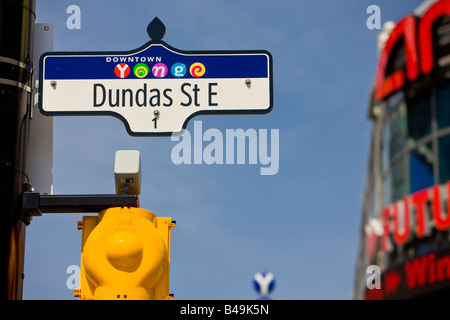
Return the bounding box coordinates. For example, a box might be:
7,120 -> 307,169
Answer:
112,61 -> 206,79
170,121 -> 279,176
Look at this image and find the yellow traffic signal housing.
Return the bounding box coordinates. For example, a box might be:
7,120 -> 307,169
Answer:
74,207 -> 175,300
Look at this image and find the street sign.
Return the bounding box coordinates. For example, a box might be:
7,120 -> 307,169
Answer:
39,18 -> 273,136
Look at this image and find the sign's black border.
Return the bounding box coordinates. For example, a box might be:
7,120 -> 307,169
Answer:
38,39 -> 273,137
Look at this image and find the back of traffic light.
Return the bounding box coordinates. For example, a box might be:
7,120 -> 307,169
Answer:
75,206 -> 175,300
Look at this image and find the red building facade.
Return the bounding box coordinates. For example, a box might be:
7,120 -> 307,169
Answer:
355,0 -> 450,300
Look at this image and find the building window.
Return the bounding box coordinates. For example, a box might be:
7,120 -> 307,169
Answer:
369,183 -> 379,218
407,91 -> 432,143
436,82 -> 450,131
439,135 -> 450,183
409,142 -> 434,193
387,100 -> 408,161
383,172 -> 391,208
391,157 -> 408,203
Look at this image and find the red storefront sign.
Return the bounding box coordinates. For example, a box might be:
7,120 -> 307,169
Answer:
381,182 -> 450,252
375,0 -> 450,101
365,248 -> 450,300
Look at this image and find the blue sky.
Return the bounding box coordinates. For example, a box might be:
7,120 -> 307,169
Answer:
22,0 -> 425,300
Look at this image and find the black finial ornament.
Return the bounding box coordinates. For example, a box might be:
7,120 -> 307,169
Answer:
147,17 -> 166,42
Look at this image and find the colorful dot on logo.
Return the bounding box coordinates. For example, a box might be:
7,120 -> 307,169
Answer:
152,63 -> 168,78
133,63 -> 149,78
171,63 -> 186,78
190,62 -> 205,78
114,63 -> 130,78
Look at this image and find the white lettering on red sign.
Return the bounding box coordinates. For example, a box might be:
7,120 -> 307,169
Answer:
379,182 -> 450,253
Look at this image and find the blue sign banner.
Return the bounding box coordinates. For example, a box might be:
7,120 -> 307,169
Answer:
43,44 -> 270,80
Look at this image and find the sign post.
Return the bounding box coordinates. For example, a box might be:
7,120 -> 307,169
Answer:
0,0 -> 35,300
39,17 -> 273,136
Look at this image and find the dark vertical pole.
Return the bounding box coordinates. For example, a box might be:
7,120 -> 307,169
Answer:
0,0 -> 35,300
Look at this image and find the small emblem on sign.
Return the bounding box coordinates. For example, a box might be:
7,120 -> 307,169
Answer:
114,63 -> 130,78
152,63 -> 168,78
189,62 -> 205,78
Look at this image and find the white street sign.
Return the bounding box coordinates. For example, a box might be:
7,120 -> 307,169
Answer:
40,39 -> 272,136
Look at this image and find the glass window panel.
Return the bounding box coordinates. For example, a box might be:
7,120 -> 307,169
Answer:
407,92 -> 431,142
436,82 -> 450,130
391,157 -> 408,203
384,173 -> 391,208
386,99 -> 408,161
369,183 -> 379,218
409,142 -> 434,193
383,121 -> 390,171
439,135 -> 450,183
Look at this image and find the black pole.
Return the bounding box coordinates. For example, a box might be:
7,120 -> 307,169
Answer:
0,0 -> 35,300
